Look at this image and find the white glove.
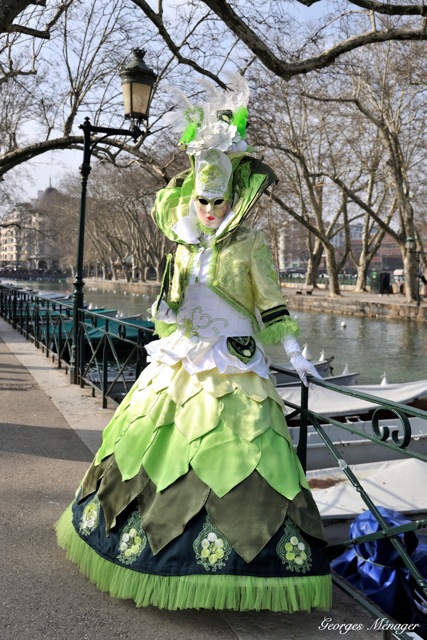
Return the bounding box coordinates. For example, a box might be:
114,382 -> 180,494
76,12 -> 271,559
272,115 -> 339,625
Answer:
289,353 -> 322,388
150,299 -> 176,324
281,335 -> 322,388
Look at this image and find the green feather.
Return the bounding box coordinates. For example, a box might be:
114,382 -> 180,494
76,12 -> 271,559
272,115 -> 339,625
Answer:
232,107 -> 249,139
154,320 -> 177,338
179,122 -> 198,145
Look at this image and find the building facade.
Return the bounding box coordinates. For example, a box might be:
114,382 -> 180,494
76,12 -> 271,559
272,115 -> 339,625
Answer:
0,188 -> 62,272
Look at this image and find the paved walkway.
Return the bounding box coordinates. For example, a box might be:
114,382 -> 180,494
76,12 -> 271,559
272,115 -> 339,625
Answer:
0,317 -> 389,640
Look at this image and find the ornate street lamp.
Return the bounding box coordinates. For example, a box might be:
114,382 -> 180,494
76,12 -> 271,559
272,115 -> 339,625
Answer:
120,48 -> 157,126
70,49 -> 157,384
405,236 -> 421,307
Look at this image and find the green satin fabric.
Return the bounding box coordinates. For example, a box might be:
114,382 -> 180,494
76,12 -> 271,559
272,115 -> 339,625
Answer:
93,361 -> 304,501
168,228 -> 297,336
137,469 -> 210,555
205,472 -> 289,562
77,459 -> 325,561
77,368 -> 325,557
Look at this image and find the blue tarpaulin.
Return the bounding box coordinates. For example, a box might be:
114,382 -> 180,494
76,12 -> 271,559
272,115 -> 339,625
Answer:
331,507 -> 427,637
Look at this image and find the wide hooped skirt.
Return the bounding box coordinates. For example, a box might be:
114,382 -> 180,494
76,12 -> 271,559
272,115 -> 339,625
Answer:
56,360 -> 332,611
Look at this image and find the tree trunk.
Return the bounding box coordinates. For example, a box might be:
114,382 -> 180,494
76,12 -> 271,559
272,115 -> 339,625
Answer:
403,250 -> 418,303
324,245 -> 341,296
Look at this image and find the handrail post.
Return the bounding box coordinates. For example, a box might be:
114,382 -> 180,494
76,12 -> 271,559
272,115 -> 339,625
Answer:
102,319 -> 109,409
296,383 -> 309,472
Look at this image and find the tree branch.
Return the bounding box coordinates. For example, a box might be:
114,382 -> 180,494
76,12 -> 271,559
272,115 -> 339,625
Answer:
347,1 -> 427,16
200,0 -> 427,79
130,0 -> 228,87
0,135 -> 82,179
4,1 -> 74,39
0,2 -> 45,34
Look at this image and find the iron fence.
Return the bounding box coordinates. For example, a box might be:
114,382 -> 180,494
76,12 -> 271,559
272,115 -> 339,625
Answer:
1,283 -> 426,638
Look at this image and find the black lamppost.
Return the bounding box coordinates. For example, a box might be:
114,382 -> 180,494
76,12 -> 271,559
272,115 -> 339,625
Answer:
405,236 -> 421,307
70,48 -> 157,384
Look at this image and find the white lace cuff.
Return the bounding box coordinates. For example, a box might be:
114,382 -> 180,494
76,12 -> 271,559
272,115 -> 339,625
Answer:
281,335 -> 302,359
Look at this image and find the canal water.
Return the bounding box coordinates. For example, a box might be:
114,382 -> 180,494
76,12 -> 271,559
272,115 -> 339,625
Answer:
6,280 -> 427,385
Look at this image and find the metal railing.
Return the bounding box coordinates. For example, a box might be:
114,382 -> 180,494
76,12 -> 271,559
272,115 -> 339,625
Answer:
271,364 -> 427,639
1,282 -> 426,639
0,284 -> 154,407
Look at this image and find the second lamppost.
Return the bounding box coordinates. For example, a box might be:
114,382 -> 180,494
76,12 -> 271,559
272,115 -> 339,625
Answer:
70,49 -> 157,384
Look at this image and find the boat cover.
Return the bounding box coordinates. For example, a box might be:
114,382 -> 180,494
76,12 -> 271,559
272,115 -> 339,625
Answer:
308,458 -> 427,519
278,379 -> 427,417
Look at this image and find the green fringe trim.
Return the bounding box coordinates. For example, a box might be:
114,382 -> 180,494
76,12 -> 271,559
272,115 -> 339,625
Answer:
56,505 -> 332,612
256,318 -> 300,345
153,320 -> 177,338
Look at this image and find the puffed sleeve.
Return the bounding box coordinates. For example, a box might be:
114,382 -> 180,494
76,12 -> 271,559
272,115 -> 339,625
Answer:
250,231 -> 299,344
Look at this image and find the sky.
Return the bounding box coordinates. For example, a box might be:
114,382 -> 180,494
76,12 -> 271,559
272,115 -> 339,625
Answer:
17,148 -> 80,200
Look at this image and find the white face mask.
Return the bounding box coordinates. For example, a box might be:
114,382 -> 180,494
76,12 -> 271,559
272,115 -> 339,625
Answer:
194,196 -> 231,229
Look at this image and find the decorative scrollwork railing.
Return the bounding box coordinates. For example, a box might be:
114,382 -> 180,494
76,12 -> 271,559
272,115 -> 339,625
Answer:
371,407 -> 412,448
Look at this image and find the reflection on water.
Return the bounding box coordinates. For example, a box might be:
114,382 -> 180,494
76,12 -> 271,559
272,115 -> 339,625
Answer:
6,280 -> 426,385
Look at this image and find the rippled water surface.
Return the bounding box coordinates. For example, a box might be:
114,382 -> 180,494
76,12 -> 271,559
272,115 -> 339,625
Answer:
7,280 -> 427,385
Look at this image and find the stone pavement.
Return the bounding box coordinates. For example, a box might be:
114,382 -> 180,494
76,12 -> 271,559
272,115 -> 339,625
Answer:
0,316 -> 390,640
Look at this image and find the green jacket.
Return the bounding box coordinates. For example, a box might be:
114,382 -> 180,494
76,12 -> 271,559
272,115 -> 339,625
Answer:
168,226 -> 298,340
152,155 -> 299,343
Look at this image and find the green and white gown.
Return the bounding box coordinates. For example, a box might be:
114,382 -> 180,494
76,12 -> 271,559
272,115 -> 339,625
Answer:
56,220 -> 332,612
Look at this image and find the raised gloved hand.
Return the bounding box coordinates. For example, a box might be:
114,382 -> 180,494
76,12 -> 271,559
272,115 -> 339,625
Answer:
281,335 -> 322,388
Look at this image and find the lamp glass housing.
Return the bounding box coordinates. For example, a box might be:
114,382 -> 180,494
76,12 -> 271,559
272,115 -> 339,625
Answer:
120,49 -> 157,122
121,81 -> 153,120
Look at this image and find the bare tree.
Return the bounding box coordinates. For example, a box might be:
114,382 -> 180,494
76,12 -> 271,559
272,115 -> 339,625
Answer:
249,78 -> 350,296
0,0 -> 163,190
306,41 -> 427,301
53,161 -> 175,282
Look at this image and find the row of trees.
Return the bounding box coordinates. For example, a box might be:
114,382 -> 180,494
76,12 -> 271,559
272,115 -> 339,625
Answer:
1,1 -> 426,299
43,163 -> 174,282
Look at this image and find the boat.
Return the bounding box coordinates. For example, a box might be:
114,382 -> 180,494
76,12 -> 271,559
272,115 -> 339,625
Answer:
287,415 -> 427,471
277,379 -> 427,419
278,379 -> 427,471
85,368 -> 138,401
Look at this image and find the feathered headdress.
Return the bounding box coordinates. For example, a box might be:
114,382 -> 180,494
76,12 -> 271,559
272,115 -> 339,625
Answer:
164,73 -> 251,156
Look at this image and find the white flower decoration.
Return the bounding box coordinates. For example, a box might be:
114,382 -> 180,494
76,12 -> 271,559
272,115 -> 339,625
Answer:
187,122 -> 240,156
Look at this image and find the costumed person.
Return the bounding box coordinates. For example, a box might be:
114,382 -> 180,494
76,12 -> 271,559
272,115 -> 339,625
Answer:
56,75 -> 332,612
